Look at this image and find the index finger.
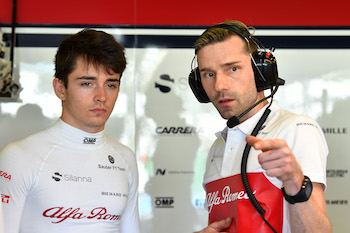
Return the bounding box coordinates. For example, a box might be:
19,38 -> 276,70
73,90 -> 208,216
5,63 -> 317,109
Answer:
246,136 -> 286,151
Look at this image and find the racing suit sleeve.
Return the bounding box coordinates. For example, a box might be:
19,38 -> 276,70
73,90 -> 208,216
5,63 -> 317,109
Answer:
119,149 -> 141,233
0,143 -> 33,233
0,199 -> 4,233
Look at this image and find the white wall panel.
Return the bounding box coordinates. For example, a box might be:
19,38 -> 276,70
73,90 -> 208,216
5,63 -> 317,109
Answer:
0,27 -> 349,232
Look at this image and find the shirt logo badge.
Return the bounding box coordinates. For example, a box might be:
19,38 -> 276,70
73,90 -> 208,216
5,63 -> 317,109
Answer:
83,137 -> 96,144
52,172 -> 63,181
108,155 -> 115,164
1,194 -> 10,204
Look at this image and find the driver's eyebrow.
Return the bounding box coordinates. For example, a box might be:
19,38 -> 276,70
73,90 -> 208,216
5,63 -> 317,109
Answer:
76,76 -> 120,82
76,76 -> 97,80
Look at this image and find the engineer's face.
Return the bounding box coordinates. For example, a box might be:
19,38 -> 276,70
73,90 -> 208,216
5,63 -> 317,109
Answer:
53,57 -> 120,133
197,35 -> 263,122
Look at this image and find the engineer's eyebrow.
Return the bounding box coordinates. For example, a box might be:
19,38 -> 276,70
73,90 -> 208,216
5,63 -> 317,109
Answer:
199,67 -> 212,73
221,61 -> 241,68
199,61 -> 241,73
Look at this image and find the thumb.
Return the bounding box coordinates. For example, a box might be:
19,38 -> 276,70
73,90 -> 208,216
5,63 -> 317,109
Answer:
209,217 -> 232,231
246,135 -> 261,148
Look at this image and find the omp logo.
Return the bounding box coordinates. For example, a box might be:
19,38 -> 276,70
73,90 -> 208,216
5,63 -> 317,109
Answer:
154,74 -> 188,93
83,137 -> 96,144
155,197 -> 174,208
0,170 -> 12,181
52,172 -> 92,183
1,194 -> 10,204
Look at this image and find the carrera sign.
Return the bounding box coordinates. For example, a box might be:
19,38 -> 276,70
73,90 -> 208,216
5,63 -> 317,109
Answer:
155,126 -> 202,135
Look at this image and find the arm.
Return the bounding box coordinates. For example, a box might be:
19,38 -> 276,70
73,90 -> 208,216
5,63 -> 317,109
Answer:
289,182 -> 330,233
120,149 -> 141,233
194,217 -> 232,233
0,200 -> 4,233
246,135 -> 331,233
0,145 -> 28,233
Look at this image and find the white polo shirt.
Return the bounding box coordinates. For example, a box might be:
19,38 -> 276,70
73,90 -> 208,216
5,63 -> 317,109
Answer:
203,101 -> 328,233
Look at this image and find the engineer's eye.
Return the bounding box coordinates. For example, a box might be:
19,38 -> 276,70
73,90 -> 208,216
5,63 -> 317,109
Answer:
230,67 -> 237,72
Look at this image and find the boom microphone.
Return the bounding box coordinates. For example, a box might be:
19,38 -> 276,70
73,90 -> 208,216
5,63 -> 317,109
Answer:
226,79 -> 284,128
226,95 -> 269,128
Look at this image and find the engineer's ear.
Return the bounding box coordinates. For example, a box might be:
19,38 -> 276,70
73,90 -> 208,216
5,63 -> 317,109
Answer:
53,78 -> 66,101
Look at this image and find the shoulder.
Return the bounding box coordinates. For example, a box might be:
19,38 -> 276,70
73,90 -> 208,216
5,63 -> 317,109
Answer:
0,127 -> 52,159
269,105 -> 322,133
104,136 -> 138,168
264,105 -> 327,151
267,105 -> 328,153
105,136 -> 135,157
0,127 -> 54,186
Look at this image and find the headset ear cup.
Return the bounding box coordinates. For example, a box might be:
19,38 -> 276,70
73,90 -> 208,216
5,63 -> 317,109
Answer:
252,51 -> 279,92
188,67 -> 210,103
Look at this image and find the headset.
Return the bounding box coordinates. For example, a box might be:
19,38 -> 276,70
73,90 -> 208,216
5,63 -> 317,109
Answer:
188,23 -> 284,103
189,23 -> 284,232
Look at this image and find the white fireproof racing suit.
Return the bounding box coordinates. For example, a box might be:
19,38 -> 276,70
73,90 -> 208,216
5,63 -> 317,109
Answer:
0,119 -> 141,233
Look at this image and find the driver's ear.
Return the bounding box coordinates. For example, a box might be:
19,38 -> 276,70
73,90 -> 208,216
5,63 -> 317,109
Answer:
53,78 -> 66,100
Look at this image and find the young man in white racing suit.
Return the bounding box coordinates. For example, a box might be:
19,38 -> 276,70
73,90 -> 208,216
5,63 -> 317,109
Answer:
188,20 -> 331,233
0,29 -> 141,233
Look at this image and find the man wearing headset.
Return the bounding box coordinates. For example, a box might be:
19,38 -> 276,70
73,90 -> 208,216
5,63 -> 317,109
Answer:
0,29 -> 141,233
189,20 -> 331,233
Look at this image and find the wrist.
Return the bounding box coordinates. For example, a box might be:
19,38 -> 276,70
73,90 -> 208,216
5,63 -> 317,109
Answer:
281,175 -> 313,204
282,172 -> 305,196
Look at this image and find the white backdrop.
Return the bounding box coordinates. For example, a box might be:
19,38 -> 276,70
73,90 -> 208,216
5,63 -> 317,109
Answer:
0,27 -> 349,232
